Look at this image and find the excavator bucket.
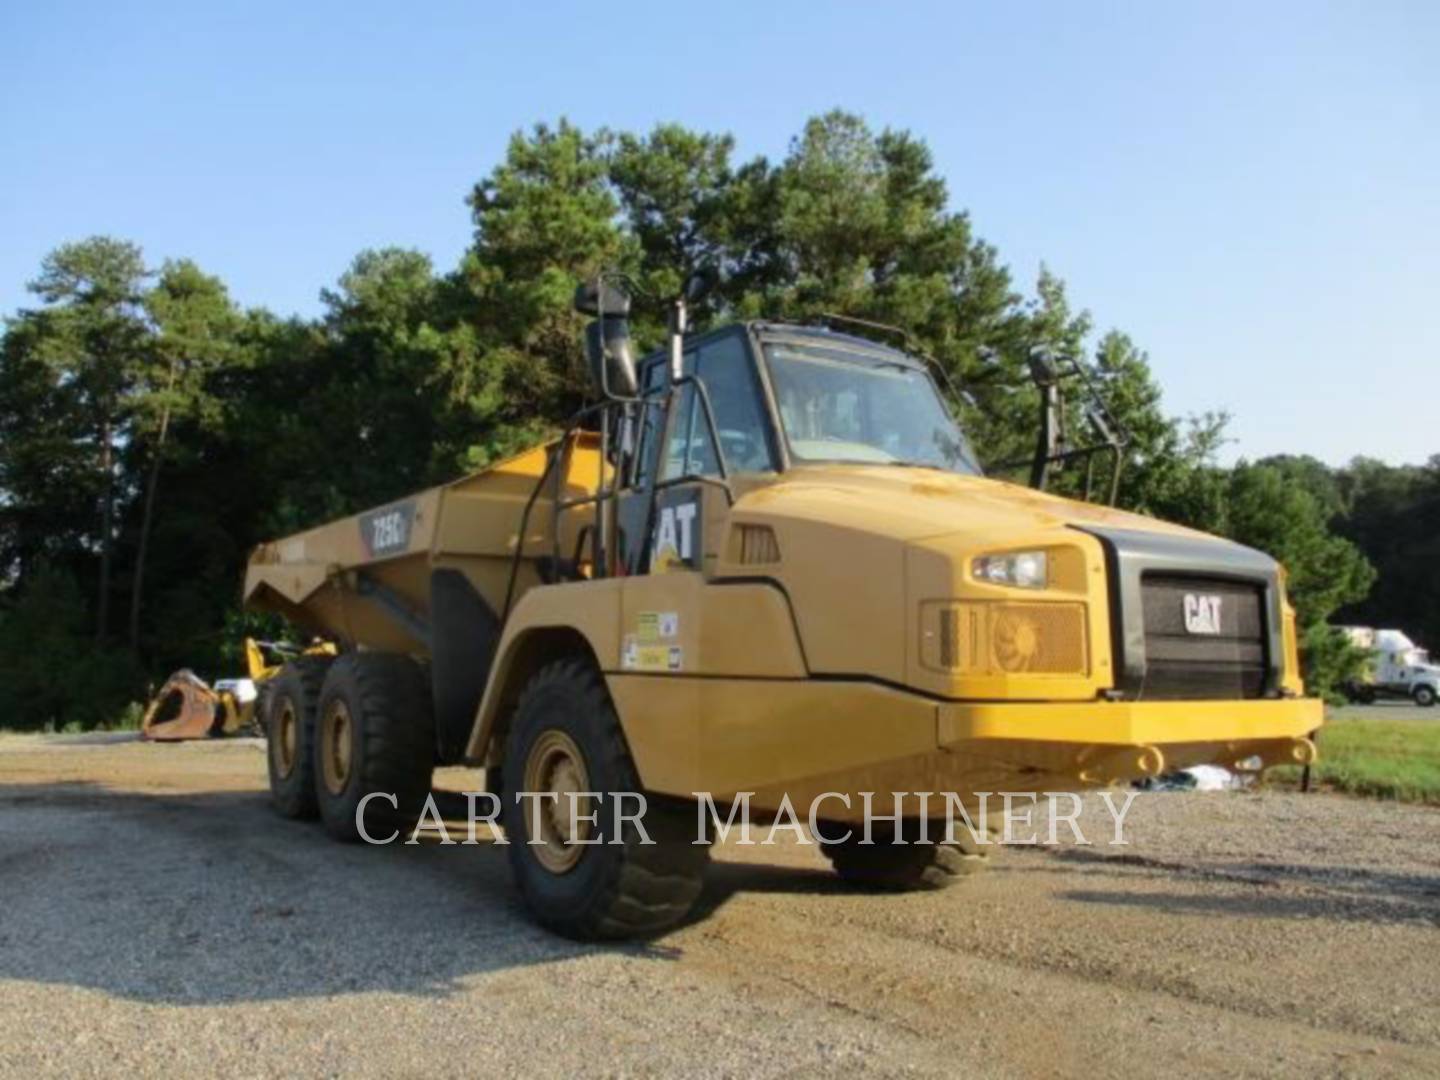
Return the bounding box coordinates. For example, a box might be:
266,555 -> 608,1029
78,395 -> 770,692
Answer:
141,670 -> 223,741
139,639 -> 332,742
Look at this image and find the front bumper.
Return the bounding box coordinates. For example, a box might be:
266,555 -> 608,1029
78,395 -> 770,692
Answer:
937,695 -> 1322,787
939,696 -> 1322,747
610,673 -> 1324,801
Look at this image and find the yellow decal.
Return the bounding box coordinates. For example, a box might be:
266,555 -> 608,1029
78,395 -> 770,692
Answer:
621,636 -> 683,672
635,611 -> 680,642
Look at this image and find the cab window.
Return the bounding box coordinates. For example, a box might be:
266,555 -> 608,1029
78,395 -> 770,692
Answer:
661,334 -> 774,479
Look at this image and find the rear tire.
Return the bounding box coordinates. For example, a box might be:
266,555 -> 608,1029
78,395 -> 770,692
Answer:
501,657 -> 707,940
820,821 -> 991,890
313,652 -> 435,842
1414,684 -> 1437,708
266,656 -> 334,820
252,681 -> 276,736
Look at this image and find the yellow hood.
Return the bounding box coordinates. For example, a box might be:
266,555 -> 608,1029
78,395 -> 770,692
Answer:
736,464 -> 1206,544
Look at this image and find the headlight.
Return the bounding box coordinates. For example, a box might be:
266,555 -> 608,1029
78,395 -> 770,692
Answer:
972,550 -> 1048,589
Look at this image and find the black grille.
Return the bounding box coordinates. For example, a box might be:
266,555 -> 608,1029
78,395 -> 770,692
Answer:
1138,575 -> 1267,700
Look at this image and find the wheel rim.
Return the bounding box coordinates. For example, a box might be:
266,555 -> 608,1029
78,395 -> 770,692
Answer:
320,699 -> 354,796
521,730 -> 592,874
273,700 -> 298,778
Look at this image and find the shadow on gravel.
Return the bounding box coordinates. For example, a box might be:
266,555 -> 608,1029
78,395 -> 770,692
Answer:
15,732 -> 143,747
0,780 -> 842,1006
687,859 -> 854,923
1047,849 -> 1440,926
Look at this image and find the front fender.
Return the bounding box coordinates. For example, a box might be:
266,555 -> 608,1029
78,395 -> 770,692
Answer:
463,577 -> 625,763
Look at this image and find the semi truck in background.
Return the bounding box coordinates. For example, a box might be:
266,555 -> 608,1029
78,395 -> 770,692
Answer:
242,272 -> 1323,939
1339,626 -> 1440,707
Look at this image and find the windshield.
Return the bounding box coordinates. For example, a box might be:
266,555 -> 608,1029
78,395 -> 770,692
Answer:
763,340 -> 981,474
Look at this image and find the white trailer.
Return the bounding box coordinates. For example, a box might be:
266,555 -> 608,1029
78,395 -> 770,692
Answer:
1339,626 -> 1439,707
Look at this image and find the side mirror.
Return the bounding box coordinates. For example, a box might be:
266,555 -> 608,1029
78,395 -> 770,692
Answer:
682,265 -> 719,304
574,279 -> 632,318
585,317 -> 637,398
1027,348 -> 1061,387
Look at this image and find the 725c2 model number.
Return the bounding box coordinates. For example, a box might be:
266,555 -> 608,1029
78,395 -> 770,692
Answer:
359,501 -> 416,558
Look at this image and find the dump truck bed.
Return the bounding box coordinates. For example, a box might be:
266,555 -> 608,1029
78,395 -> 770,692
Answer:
243,436 -> 603,655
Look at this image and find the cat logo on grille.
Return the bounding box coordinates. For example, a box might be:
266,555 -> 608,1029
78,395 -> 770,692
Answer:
1183,593 -> 1223,635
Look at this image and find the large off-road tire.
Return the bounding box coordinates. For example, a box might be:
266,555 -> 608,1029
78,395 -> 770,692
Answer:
252,681 -> 276,736
266,656 -> 334,820
820,822 -> 991,890
501,658 -> 708,940
313,652 -> 435,842
1414,684 -> 1437,708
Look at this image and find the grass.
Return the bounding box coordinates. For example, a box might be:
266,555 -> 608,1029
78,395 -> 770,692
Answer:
1270,708 -> 1440,804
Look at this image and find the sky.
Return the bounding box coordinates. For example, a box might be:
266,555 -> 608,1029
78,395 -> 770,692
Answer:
2,1 -> 1436,466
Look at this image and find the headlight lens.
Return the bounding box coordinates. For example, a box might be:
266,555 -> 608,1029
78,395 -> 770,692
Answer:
972,550 -> 1048,589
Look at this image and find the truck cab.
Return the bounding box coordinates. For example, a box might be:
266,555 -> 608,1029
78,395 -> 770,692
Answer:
1343,627 -> 1440,706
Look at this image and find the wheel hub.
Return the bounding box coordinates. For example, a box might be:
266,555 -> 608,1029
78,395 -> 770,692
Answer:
522,730 -> 592,874
320,699 -> 353,796
273,701 -> 298,778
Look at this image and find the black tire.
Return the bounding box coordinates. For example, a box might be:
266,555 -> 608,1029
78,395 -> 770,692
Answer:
266,656 -> 334,820
313,652 -> 435,842
820,821 -> 991,890
501,657 -> 708,940
252,681 -> 276,736
1414,684 -> 1437,708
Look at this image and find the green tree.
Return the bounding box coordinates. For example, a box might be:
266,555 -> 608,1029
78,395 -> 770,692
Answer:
21,238 -> 151,642
463,120 -> 633,446
128,260 -> 242,651
1088,329 -> 1230,524
0,315 -> 98,575
0,562 -> 138,730
1332,455 -> 1440,650
608,123 -> 736,316
1221,462 -> 1376,698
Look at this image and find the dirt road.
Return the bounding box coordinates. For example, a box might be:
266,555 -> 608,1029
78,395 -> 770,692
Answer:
2,734 -> 1438,1078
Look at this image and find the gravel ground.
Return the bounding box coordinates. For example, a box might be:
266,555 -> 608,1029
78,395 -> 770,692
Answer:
1,733 -> 1438,1078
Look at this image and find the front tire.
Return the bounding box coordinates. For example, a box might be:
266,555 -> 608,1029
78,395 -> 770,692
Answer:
501,658 -> 707,939
313,652 -> 435,842
1414,684 -> 1437,708
820,821 -> 991,890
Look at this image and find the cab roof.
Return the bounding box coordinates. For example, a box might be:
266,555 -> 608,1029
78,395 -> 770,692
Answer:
749,320 -> 927,370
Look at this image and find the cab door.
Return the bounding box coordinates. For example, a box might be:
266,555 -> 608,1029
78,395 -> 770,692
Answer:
617,328 -> 776,579
611,329 -> 776,674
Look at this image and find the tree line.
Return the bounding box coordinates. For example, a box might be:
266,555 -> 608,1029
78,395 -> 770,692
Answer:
0,111 -> 1413,728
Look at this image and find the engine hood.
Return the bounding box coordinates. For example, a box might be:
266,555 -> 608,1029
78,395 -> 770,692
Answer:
721,464 -> 1268,698
735,464 -> 1211,545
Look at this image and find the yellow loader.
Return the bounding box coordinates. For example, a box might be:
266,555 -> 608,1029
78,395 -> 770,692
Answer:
243,275 -> 1320,938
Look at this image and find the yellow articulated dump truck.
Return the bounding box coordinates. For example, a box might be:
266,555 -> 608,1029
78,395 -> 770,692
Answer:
244,275 -> 1321,939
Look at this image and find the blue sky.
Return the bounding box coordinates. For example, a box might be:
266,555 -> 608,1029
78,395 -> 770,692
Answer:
2,1 -> 1435,465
